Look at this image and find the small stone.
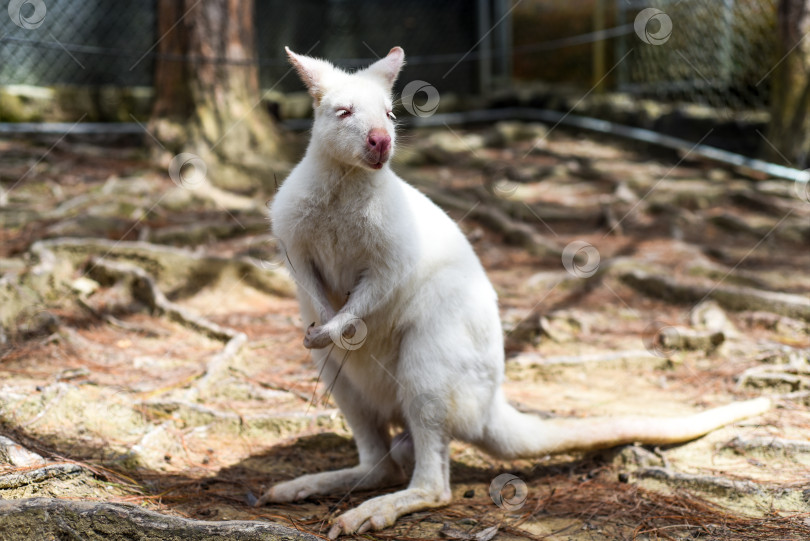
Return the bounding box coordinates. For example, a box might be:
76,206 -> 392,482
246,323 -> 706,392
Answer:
690,300 -> 736,335
0,436 -> 45,467
69,276 -> 99,297
708,169 -> 730,181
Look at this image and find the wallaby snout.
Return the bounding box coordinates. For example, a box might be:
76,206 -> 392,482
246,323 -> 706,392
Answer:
366,128 -> 391,168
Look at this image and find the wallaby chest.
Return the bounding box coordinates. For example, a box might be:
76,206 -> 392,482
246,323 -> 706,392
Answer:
282,177 -> 392,292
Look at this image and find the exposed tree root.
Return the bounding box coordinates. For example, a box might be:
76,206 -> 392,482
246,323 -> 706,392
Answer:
415,184 -> 563,256
730,189 -> 809,218
655,326 -> 726,353
620,269 -> 810,321
145,216 -> 269,246
0,498 -> 320,540
478,184 -> 605,225
511,349 -> 662,367
708,210 -> 809,244
178,180 -> 266,213
633,467 -> 765,496
30,238 -> 293,299
87,258 -> 247,391
724,435 -> 810,456
76,297 -> 167,337
779,390 -> 810,405
738,364 -> 810,392
88,258 -> 241,343
686,260 -> 773,291
539,477 -> 810,540
0,464 -> 85,490
195,333 -> 248,392
710,213 -> 776,239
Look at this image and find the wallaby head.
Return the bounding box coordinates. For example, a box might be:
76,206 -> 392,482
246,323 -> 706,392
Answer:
286,46 -> 405,171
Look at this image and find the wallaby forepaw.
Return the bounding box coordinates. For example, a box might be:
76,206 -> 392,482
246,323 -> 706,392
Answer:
303,323 -> 332,349
304,314 -> 367,350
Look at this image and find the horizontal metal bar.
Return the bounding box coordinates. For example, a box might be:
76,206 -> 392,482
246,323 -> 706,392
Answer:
0,122 -> 143,135
2,108 -> 806,185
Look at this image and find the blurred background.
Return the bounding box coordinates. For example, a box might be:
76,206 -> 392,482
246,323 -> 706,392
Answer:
0,0 -> 801,180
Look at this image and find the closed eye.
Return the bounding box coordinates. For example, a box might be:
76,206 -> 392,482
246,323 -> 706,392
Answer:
387,111 -> 396,121
336,108 -> 352,118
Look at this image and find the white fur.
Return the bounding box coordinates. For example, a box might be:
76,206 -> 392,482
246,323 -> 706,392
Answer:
258,47 -> 771,538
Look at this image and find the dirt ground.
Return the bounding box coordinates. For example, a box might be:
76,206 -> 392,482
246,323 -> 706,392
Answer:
1,122 -> 809,540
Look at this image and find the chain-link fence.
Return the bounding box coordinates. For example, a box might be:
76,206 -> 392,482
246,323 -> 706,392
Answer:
0,0 -> 155,87
0,0 -> 782,116
615,0 -> 778,111
0,0 -> 507,95
255,0 -> 497,95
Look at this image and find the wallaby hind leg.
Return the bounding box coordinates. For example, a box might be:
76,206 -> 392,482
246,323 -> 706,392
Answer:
328,405 -> 451,538
256,374 -> 405,505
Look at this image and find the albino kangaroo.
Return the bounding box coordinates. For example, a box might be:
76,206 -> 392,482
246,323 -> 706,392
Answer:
258,46 -> 771,538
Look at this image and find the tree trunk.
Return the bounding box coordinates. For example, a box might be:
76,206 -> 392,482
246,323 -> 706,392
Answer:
149,0 -> 286,192
763,0 -> 810,168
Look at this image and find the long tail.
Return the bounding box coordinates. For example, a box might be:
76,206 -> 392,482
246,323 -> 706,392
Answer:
479,393 -> 771,459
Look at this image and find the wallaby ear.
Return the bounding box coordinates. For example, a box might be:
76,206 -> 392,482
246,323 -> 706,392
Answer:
362,47 -> 405,91
286,46 -> 334,106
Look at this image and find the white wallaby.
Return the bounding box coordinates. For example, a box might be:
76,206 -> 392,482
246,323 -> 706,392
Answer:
257,46 -> 771,538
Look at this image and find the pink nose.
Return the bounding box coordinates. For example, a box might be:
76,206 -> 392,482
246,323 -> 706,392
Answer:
367,129 -> 391,157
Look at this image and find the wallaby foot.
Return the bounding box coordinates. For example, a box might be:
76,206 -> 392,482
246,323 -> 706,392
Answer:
255,462 -> 404,505
328,487 -> 450,538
